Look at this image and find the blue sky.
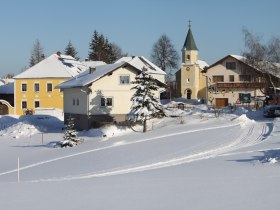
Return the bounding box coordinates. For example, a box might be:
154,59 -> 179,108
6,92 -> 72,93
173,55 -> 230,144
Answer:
0,0 -> 280,77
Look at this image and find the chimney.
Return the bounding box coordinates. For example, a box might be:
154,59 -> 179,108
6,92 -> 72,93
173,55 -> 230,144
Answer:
89,67 -> 96,74
56,51 -> 62,57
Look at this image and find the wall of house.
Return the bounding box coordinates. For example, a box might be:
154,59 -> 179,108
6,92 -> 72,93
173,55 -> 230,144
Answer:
14,78 -> 66,115
206,57 -> 262,82
148,72 -> 165,84
63,88 -> 88,115
88,66 -> 138,116
206,57 -> 265,107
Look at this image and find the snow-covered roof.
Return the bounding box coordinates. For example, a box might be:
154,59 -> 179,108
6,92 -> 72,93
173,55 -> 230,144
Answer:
115,56 -> 166,75
0,82 -> 14,94
57,56 -> 167,89
56,62 -> 126,89
0,78 -> 14,86
198,60 -> 209,69
14,53 -> 88,79
81,60 -> 107,68
230,55 -> 246,61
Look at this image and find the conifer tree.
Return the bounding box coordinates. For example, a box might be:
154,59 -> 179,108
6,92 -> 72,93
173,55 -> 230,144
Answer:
88,30 -> 120,63
29,39 -> 45,67
130,67 -> 166,132
64,40 -> 79,60
61,116 -> 82,147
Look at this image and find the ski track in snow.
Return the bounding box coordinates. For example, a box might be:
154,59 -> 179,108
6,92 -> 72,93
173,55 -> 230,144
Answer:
0,121 -> 272,182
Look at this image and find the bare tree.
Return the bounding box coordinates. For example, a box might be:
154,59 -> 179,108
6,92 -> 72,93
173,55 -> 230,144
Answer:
151,34 -> 179,100
29,39 -> 45,67
151,34 -> 179,74
111,43 -> 128,61
2,73 -> 14,79
242,28 -> 280,94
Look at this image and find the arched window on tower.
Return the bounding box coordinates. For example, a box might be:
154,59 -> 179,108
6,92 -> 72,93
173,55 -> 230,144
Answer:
187,54 -> 190,60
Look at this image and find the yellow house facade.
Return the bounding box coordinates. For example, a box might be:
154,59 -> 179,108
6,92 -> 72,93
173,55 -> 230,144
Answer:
176,24 -> 208,100
14,78 -> 66,115
13,52 -> 87,115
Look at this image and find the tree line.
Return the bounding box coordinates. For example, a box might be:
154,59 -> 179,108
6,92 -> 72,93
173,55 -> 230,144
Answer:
27,28 -> 280,94
242,28 -> 280,94
28,31 -> 180,76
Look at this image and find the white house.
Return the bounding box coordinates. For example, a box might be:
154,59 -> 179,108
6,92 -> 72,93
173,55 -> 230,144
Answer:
56,56 -> 166,130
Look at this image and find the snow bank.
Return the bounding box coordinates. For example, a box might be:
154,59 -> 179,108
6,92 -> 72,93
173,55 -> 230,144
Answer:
0,121 -> 41,138
80,125 -> 139,139
234,114 -> 255,127
0,115 -> 64,138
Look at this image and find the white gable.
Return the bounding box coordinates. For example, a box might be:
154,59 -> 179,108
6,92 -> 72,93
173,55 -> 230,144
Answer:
14,54 -> 87,79
115,56 -> 166,75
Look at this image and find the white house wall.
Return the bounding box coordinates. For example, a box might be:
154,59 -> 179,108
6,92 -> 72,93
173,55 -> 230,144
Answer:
88,66 -> 137,116
63,88 -> 88,115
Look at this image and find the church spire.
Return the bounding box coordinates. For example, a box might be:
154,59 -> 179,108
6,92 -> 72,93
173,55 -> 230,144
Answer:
183,20 -> 198,51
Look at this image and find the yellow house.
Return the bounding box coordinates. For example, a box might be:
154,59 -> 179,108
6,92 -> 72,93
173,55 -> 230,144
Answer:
176,24 -> 208,100
13,52 -> 87,115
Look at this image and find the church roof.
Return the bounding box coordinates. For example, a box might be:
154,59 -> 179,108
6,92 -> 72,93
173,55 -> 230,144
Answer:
183,27 -> 198,51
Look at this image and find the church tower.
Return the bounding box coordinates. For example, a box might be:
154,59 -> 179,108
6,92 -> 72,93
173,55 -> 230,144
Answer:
176,21 -> 202,99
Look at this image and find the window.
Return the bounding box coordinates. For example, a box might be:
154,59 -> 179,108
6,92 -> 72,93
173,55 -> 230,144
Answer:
186,78 -> 190,83
21,83 -> 27,92
239,93 -> 251,103
187,54 -> 190,60
47,83 -> 52,92
34,83 -> 40,92
101,97 -> 113,107
229,75 -> 234,82
73,99 -> 75,106
213,75 -> 224,82
21,100 -> 27,109
34,100 -> 40,108
239,75 -> 251,82
226,62 -> 236,70
120,75 -> 130,84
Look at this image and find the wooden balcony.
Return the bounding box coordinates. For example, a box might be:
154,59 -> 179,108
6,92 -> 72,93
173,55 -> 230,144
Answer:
212,82 -> 265,89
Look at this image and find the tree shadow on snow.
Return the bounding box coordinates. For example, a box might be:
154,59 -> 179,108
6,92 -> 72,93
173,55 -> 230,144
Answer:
12,141 -> 62,149
229,149 -> 280,164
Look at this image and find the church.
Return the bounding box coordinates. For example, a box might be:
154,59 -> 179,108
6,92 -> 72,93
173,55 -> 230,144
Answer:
175,23 -> 208,100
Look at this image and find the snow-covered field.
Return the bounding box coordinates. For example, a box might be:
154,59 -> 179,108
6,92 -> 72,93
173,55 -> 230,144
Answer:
1,104 -> 280,210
